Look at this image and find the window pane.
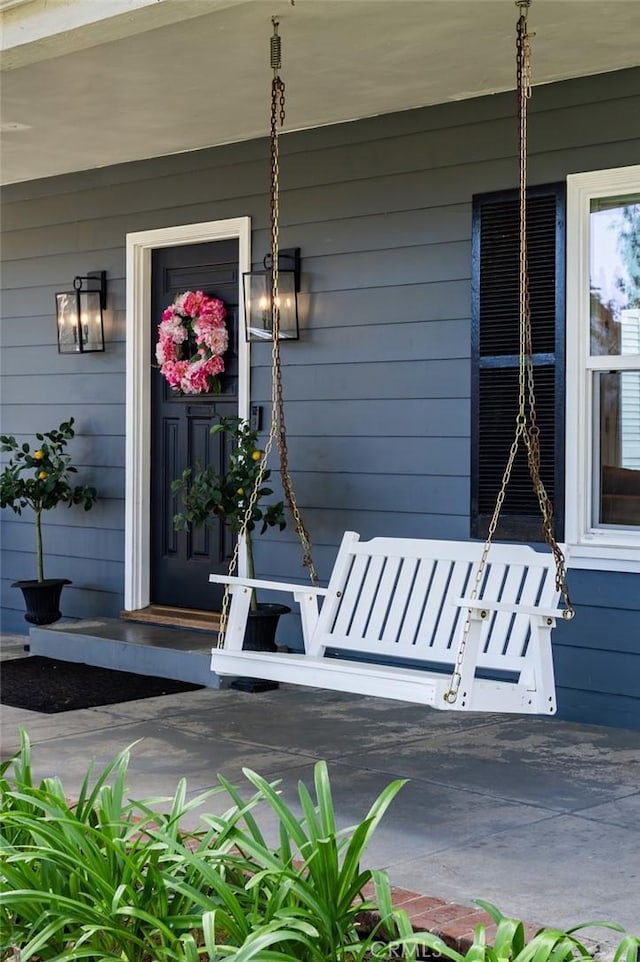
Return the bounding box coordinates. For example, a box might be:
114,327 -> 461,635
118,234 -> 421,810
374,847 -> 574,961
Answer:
596,371 -> 640,526
590,194 -> 640,356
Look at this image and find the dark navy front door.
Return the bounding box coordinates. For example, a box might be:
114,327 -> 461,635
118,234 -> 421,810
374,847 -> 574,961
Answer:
150,239 -> 239,610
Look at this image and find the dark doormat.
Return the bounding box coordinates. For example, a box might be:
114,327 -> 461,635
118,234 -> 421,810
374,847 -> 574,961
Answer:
0,657 -> 204,714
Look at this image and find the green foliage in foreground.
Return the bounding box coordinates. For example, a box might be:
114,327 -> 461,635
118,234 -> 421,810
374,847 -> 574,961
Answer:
0,732 -> 412,961
1,732 -> 638,962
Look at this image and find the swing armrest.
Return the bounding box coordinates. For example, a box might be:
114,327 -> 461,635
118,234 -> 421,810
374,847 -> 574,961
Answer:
455,597 -> 565,621
209,573 -> 328,598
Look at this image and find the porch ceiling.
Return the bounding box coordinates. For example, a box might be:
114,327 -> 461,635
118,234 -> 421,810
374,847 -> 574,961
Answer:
1,0 -> 639,186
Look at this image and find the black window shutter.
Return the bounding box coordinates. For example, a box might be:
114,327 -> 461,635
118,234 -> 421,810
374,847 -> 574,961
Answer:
471,184 -> 566,542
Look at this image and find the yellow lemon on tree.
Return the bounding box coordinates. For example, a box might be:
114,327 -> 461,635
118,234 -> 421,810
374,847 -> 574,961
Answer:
251,450 -> 262,462
38,470 -> 48,480
236,487 -> 244,496
34,450 -> 44,460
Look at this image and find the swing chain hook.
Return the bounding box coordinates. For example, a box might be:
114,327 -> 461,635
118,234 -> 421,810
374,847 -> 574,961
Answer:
271,17 -> 281,72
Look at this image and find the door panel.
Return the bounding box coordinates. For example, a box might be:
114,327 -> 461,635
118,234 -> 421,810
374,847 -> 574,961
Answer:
150,240 -> 240,610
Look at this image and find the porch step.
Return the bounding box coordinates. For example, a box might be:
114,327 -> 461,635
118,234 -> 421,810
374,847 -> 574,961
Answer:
29,618 -> 221,688
120,605 -> 221,632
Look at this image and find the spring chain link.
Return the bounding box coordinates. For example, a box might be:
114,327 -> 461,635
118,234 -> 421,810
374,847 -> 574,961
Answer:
444,1 -> 574,702
216,18 -> 317,650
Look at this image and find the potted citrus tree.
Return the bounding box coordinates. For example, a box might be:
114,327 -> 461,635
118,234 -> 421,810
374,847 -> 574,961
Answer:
172,417 -> 289,663
0,418 -> 98,625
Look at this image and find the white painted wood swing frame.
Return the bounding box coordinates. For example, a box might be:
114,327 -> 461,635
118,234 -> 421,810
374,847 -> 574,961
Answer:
210,532 -> 563,714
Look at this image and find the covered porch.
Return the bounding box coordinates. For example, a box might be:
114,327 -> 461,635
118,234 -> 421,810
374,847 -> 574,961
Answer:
2,3 -> 640,725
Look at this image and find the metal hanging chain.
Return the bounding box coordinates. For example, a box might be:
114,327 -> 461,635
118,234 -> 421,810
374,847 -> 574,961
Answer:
444,1 -> 573,703
514,3 -> 572,617
215,18 -> 317,651
515,11 -> 572,619
269,20 -> 318,586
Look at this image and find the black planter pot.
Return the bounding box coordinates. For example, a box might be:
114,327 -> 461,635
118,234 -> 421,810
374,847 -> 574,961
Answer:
12,578 -> 71,626
242,603 -> 291,651
231,602 -> 291,693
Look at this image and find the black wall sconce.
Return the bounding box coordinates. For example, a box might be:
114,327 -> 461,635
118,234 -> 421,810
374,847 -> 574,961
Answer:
55,271 -> 106,353
243,248 -> 300,341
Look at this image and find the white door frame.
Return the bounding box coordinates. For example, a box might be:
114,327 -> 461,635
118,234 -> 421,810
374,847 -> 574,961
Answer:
124,217 -> 251,611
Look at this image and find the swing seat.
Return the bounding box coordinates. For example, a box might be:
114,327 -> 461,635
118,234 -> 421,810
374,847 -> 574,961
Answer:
210,532 -> 566,714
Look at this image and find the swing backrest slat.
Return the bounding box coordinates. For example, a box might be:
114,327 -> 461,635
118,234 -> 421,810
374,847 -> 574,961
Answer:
313,532 -> 559,674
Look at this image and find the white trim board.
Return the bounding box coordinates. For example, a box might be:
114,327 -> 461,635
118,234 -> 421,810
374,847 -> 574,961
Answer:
565,165 -> 640,572
124,217 -> 251,611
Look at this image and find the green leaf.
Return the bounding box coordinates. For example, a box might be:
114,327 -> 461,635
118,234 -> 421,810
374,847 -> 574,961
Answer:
565,920 -> 624,935
474,899 -> 505,925
613,936 -> 640,962
241,769 -> 308,851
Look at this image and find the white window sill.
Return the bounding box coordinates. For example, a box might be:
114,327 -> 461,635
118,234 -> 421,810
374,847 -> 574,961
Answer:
567,539 -> 640,573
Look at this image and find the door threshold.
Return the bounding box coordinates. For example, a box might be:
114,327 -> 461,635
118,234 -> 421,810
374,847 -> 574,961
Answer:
121,605 -> 221,632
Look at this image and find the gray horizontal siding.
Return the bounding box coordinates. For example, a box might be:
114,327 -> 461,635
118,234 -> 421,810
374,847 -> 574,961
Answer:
554,644 -> 640,699
0,500 -> 122,531
555,612 -> 640,658
1,203 -> 471,266
282,282 -> 471,329
293,472 -> 468,517
290,436 -> 469,476
2,552 -> 122,593
1,66 -> 639,728
252,358 -> 470,401
299,509 -> 470,544
0,432 -> 124,470
2,373 -> 125,406
0,406 -> 124,437
556,687 -> 640,731
2,520 -> 124,561
257,399 -> 471,437
1,344 -> 125,381
568,569 -> 640,612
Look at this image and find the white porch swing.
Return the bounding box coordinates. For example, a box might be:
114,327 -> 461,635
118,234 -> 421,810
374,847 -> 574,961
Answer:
210,2 -> 575,715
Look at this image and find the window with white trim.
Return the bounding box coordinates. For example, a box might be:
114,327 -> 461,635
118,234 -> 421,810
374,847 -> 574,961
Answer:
566,165 -> 640,570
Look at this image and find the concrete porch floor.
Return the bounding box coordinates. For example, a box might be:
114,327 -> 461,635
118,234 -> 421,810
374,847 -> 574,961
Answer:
1,633 -> 639,949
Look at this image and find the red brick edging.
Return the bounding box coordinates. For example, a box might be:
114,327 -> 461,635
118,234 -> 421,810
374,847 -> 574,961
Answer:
362,881 -> 540,952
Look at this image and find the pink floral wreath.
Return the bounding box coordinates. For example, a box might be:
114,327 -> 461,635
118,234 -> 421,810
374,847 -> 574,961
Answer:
156,290 -> 228,395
